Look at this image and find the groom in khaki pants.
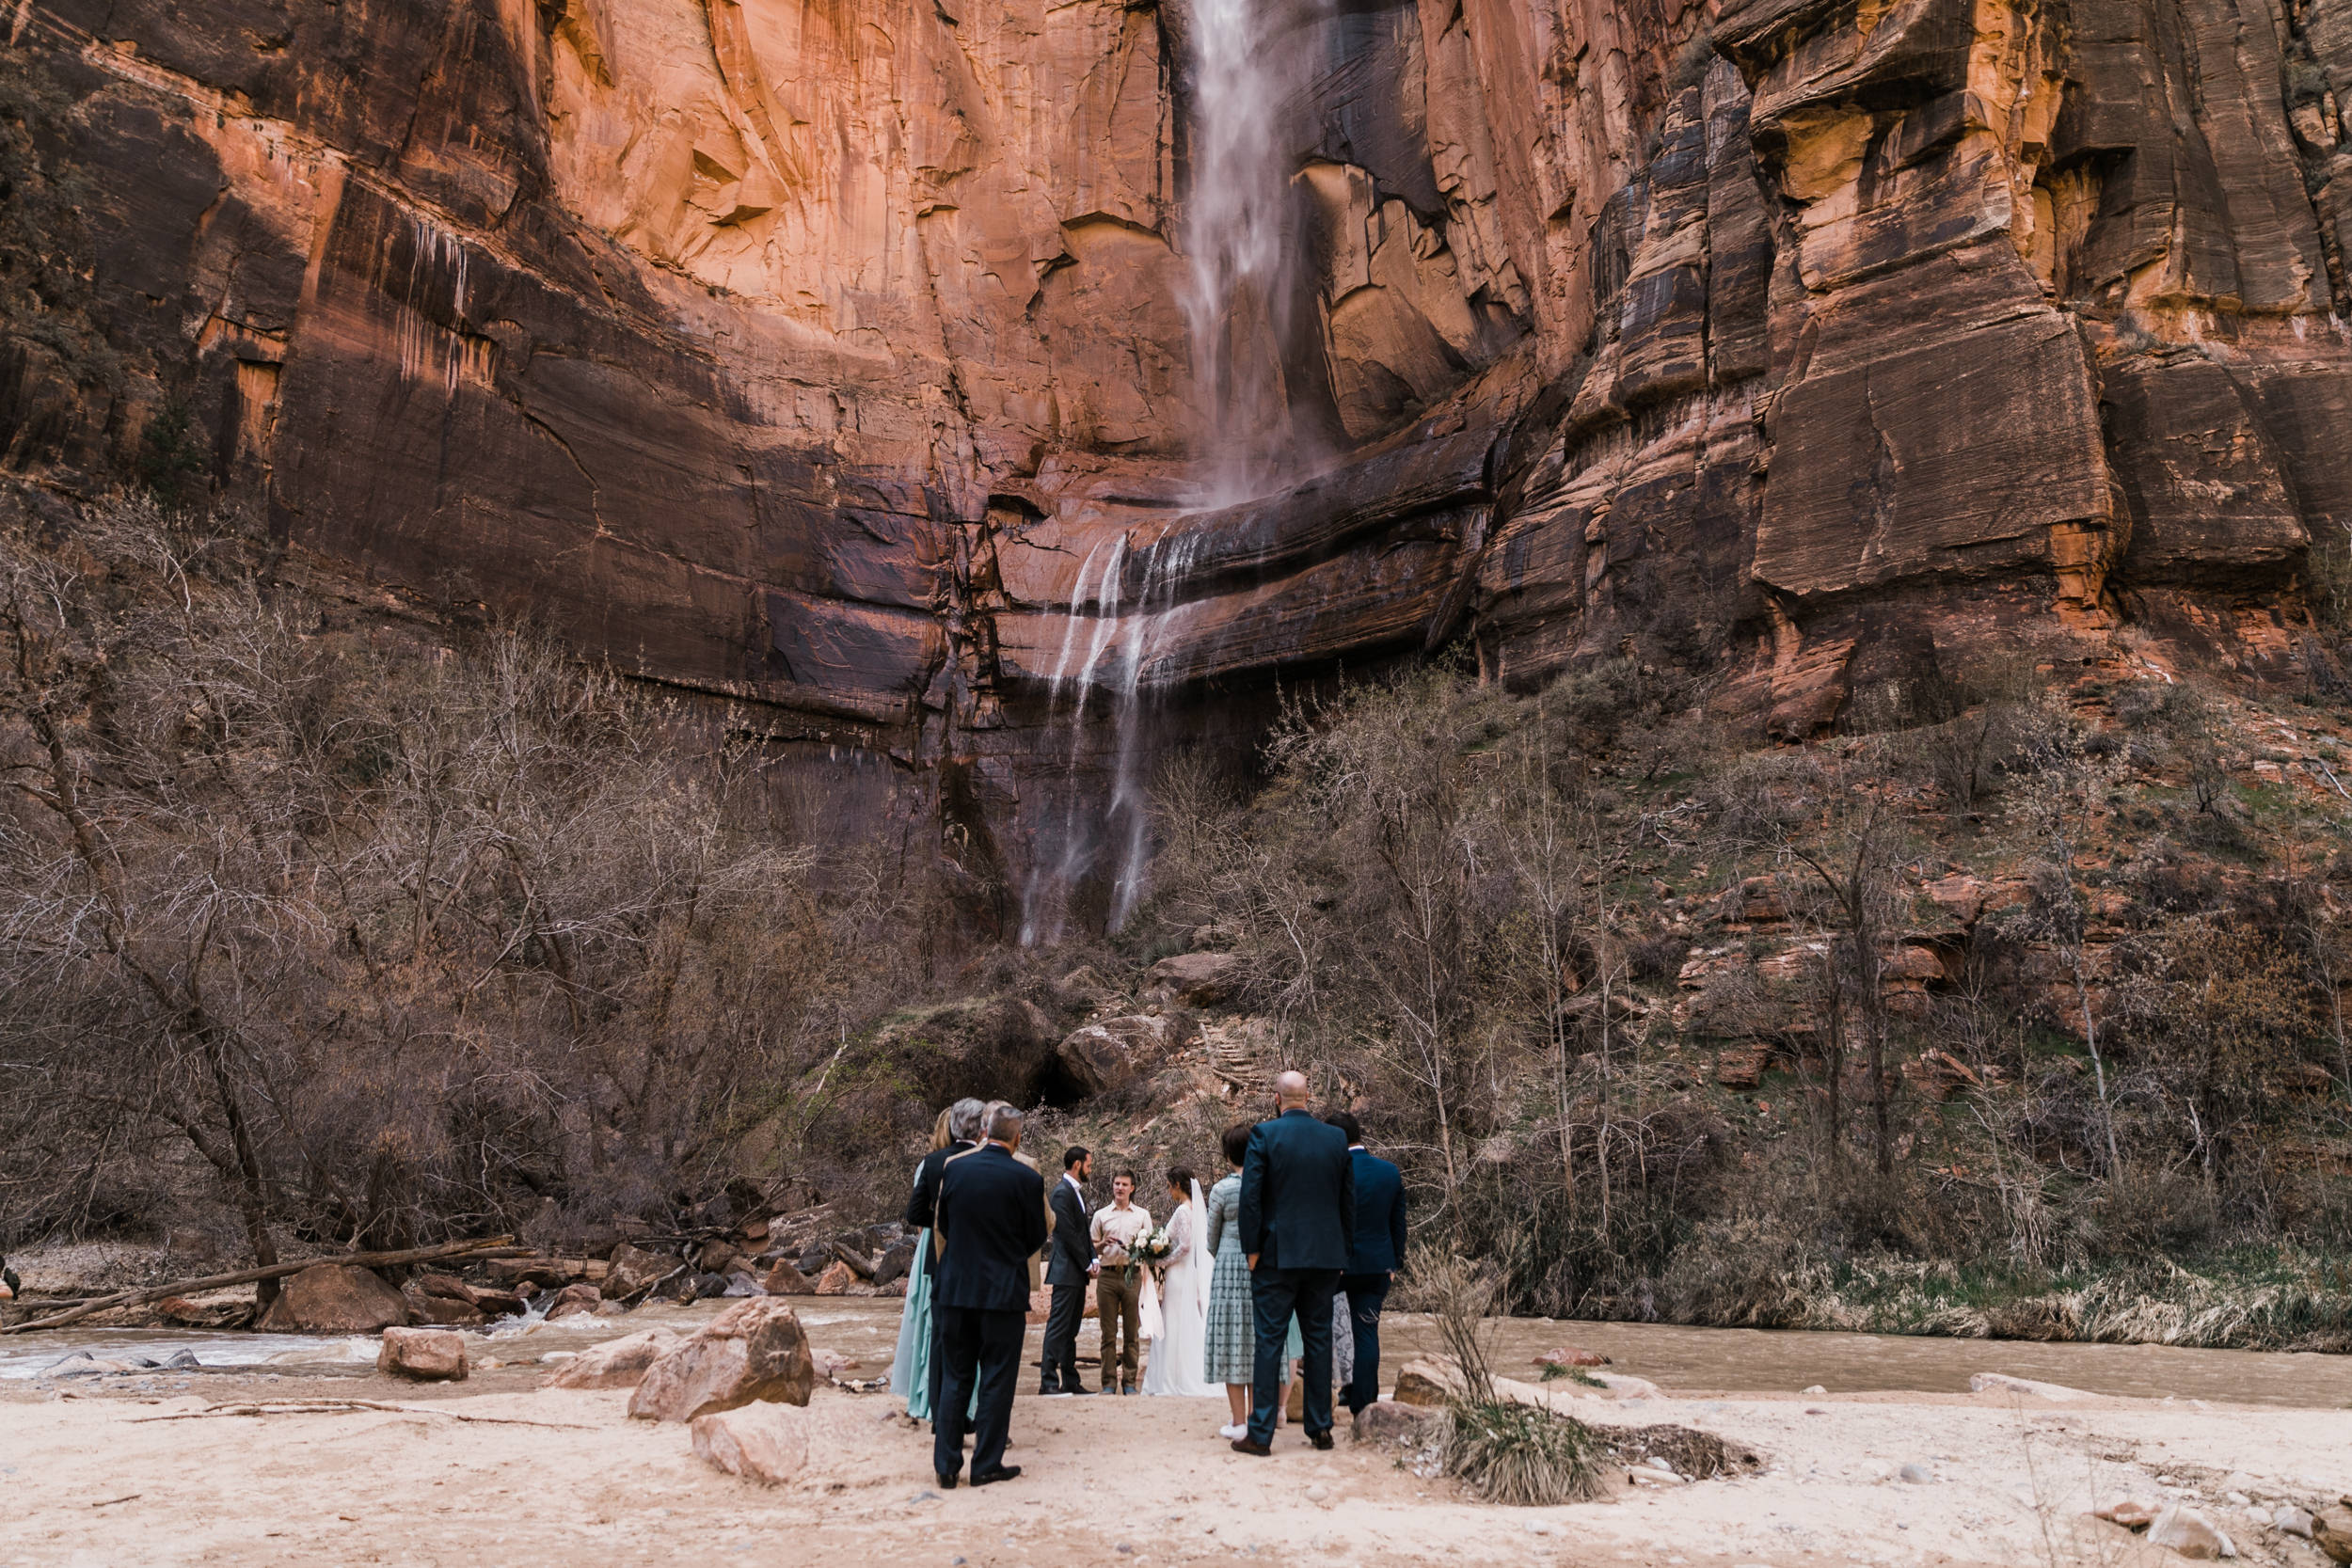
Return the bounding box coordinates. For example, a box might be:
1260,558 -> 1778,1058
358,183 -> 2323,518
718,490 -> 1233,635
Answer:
1090,1172 -> 1152,1394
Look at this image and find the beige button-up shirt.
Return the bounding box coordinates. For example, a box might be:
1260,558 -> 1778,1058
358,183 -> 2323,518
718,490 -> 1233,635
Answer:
1089,1202 -> 1153,1265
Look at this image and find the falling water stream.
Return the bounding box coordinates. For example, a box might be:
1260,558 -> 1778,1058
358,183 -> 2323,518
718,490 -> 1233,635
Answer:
1016,0 -> 1310,944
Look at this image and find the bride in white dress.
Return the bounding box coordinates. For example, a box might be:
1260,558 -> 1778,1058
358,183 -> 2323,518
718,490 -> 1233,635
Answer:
1139,1166 -> 1217,1398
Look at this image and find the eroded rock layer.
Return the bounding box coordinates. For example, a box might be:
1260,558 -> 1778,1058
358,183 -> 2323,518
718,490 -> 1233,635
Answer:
5,0 -> 2348,914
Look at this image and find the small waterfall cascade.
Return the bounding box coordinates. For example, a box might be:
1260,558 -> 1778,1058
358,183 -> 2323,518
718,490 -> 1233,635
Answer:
1017,0 -> 1307,944
1017,531 -> 1206,947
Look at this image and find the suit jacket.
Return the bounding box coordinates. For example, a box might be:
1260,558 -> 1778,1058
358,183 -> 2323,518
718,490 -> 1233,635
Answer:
904,1139 -> 976,1231
1045,1174 -> 1092,1286
1344,1148 -> 1407,1274
1238,1108 -> 1355,1272
934,1142 -> 1051,1283
934,1143 -> 1049,1313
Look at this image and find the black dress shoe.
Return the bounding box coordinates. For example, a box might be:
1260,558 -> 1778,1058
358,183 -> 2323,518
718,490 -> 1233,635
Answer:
1308,1430 -> 1335,1450
970,1465 -> 1023,1486
935,1470 -> 960,1490
1230,1437 -> 1272,1456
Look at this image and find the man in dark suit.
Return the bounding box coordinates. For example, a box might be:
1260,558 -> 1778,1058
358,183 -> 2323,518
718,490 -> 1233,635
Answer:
1235,1070 -> 1354,1453
932,1105 -> 1050,1488
1039,1145 -> 1095,1396
1325,1109 -> 1406,1415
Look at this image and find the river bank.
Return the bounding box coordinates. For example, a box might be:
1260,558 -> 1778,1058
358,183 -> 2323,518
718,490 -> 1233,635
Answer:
7,1301 -> 2349,1568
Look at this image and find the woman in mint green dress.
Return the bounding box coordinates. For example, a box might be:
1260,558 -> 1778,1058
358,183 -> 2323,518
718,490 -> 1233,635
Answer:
893,1102 -> 980,1421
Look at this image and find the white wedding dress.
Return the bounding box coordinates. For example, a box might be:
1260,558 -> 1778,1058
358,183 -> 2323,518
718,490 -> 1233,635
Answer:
1139,1180 -> 1217,1397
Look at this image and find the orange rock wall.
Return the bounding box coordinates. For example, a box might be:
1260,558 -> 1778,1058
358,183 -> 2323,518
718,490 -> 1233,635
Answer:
7,0 -> 2350,911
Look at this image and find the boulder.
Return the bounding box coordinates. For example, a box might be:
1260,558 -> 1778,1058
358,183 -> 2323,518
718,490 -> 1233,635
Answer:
401,1279 -> 488,1327
1145,951 -> 1242,1006
257,1263 -> 410,1334
813,1261 -> 858,1295
871,1236 -> 918,1288
694,1239 -> 740,1274
761,1259 -> 817,1295
1534,1346 -> 1611,1370
1351,1400 -> 1431,1443
605,1242 -> 672,1298
1055,1012 -> 1199,1097
376,1326 -> 468,1382
627,1298 -> 814,1422
545,1282 -> 603,1320
2144,1504 -> 2235,1560
1391,1361 -> 1454,1407
691,1403 -> 815,1484
542,1327 -> 680,1389
2313,1502 -> 2352,1563
866,996 -> 1060,1107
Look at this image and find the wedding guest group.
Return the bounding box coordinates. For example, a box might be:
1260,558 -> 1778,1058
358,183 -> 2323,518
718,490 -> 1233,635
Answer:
889,1073 -> 1408,1485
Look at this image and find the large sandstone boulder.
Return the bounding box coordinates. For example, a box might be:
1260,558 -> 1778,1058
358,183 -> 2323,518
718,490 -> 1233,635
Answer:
257,1264 -> 409,1334
1145,951 -> 1243,1006
400,1279 -> 487,1327
542,1327 -> 681,1390
604,1243 -> 672,1299
1055,1013 -> 1200,1097
376,1326 -> 468,1382
627,1299 -> 814,1422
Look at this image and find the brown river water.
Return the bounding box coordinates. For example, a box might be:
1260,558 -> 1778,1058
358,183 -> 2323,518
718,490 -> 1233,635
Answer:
8,1299 -> 2347,1408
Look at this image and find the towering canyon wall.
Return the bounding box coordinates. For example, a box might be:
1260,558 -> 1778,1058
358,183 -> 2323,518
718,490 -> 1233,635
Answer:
4,0 -> 2348,921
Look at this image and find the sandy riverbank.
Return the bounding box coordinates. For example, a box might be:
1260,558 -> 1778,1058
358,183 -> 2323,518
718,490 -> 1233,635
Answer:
6,1307 -> 2349,1568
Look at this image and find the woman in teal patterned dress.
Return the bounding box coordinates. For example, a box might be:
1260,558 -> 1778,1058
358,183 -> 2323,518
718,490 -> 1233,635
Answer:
1203,1121 -> 1298,1439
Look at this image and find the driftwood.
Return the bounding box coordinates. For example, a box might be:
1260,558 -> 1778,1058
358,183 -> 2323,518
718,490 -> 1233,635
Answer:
826,1240 -> 879,1280
130,1398 -> 589,1429
0,1237 -> 526,1335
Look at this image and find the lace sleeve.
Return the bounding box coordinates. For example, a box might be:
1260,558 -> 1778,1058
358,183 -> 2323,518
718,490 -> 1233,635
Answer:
1164,1203 -> 1193,1266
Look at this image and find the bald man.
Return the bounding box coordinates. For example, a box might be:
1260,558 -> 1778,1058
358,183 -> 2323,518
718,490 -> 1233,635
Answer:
1232,1070 -> 1354,1454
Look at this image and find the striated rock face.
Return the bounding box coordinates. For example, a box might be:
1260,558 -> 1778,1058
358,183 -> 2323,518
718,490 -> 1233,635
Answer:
8,0 -> 2349,920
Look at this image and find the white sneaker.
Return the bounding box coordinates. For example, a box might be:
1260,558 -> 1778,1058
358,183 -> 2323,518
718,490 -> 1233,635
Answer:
1218,1423 -> 1247,1440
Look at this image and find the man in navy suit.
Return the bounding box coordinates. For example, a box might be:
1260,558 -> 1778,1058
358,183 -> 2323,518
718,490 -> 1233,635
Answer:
1234,1070 -> 1354,1454
932,1105 -> 1050,1488
1325,1109 -> 1406,1415
1040,1145 -> 1095,1396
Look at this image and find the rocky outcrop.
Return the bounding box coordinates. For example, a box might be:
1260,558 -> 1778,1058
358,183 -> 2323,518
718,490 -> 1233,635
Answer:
8,0 -> 2348,925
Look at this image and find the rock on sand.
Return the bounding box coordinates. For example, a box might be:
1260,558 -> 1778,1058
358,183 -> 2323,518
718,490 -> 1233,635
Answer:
377,1326 -> 468,1382
628,1299 -> 813,1422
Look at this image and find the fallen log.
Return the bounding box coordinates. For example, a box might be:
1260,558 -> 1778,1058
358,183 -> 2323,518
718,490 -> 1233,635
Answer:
826,1240 -> 879,1281
0,1237 -> 527,1335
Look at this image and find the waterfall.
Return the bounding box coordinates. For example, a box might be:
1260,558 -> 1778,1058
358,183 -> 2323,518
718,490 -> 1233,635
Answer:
1017,0 -> 1309,944
1181,0 -> 1296,502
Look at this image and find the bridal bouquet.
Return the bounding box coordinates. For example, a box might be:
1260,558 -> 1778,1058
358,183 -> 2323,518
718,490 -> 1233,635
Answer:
1132,1227 -> 1174,1264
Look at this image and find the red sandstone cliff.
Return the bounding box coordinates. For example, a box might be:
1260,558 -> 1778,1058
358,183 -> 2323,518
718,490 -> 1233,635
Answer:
3,0 -> 2348,917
